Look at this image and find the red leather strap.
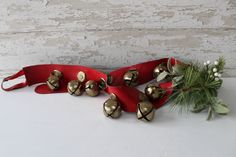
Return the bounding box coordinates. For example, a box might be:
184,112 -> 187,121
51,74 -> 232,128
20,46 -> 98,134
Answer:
22,64 -> 107,94
1,58 -> 177,112
1,70 -> 28,91
106,58 -> 175,112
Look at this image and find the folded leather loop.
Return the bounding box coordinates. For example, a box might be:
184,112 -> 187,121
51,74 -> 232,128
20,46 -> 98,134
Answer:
1,58 -> 178,112
1,70 -> 28,91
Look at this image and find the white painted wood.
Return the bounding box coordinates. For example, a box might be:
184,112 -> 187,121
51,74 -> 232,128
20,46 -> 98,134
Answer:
0,0 -> 236,77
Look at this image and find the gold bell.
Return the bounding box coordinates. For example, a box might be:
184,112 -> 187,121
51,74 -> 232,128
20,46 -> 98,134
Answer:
46,70 -> 62,90
51,70 -> 62,78
103,93 -> 122,118
98,78 -> 107,90
137,101 -> 155,122
47,75 -> 60,90
153,63 -> 167,78
85,80 -> 100,97
145,84 -> 164,100
123,69 -> 138,87
67,80 -> 83,96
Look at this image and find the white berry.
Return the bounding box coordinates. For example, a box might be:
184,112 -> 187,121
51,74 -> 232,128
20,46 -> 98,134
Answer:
218,74 -> 222,77
214,61 -> 219,65
214,72 -> 218,76
213,68 -> 217,72
215,78 -> 219,81
206,60 -> 210,64
204,62 -> 207,66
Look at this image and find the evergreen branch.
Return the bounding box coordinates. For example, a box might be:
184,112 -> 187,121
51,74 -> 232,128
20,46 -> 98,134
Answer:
167,57 -> 229,120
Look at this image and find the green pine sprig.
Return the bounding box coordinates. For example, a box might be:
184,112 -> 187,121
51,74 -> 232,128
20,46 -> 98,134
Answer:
157,57 -> 229,120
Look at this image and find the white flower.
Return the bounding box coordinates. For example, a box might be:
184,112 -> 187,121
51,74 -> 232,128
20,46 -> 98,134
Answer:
214,61 -> 219,65
214,72 -> 218,76
213,68 -> 217,72
206,60 -> 210,64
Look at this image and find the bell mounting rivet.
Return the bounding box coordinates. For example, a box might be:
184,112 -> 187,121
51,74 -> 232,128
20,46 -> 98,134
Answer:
77,71 -> 86,82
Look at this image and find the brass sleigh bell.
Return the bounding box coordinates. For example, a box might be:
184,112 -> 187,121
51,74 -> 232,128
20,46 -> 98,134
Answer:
103,93 -> 122,118
153,63 -> 167,78
137,101 -> 155,122
67,80 -> 83,96
98,74 -> 113,91
85,80 -> 100,97
145,83 -> 165,100
46,70 -> 62,90
98,78 -> 107,90
123,69 -> 139,87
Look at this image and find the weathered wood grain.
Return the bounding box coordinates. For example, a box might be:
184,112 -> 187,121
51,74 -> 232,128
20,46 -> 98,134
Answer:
0,0 -> 235,33
0,29 -> 236,77
0,0 -> 235,77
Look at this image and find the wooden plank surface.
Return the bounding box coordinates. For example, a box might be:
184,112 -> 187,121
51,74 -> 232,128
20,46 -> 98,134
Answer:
0,0 -> 235,77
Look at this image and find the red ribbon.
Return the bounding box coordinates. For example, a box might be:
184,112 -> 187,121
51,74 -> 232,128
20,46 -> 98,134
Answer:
1,58 -> 178,112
